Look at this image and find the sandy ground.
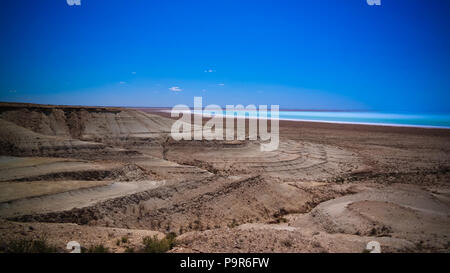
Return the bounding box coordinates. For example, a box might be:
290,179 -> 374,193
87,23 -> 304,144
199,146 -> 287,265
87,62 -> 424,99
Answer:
0,219 -> 164,253
0,102 -> 449,252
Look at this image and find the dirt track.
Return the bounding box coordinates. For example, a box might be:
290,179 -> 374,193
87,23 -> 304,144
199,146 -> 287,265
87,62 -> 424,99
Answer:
0,102 -> 449,252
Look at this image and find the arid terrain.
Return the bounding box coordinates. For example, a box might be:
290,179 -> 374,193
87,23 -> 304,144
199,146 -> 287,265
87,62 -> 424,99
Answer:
0,102 -> 449,253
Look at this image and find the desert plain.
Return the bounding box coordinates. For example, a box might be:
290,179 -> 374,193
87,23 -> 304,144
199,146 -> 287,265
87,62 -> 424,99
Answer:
0,102 -> 448,253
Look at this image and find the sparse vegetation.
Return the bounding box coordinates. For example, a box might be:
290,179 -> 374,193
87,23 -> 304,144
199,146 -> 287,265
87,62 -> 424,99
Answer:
124,247 -> 135,253
0,237 -> 58,253
281,239 -> 292,248
193,219 -> 202,230
228,219 -> 238,228
166,232 -> 177,248
116,236 -> 128,246
270,217 -> 288,224
141,233 -> 177,253
82,244 -> 110,253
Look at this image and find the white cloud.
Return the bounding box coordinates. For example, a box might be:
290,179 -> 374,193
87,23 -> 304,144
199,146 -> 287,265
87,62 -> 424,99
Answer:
131,71 -> 136,75
119,81 -> 127,84
217,83 -> 225,86
204,69 -> 216,73
169,86 -> 182,92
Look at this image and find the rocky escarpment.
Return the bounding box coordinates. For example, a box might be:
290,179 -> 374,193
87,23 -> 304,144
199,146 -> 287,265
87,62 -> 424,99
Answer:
0,103 -> 174,158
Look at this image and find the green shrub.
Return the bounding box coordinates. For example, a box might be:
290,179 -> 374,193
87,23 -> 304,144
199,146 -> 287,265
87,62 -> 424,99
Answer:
165,232 -> 177,248
124,247 -> 135,253
142,233 -> 177,253
83,244 -> 110,253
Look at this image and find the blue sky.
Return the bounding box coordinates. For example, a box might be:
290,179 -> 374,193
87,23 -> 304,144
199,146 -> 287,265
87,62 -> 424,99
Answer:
0,0 -> 449,112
